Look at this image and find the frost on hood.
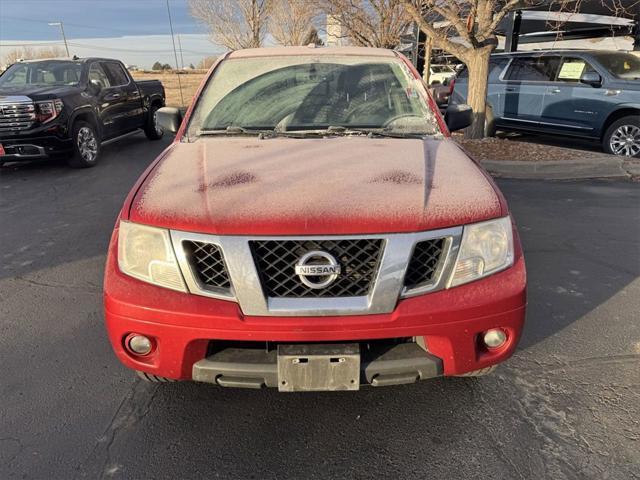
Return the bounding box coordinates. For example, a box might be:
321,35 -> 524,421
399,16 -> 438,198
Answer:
132,136 -> 501,235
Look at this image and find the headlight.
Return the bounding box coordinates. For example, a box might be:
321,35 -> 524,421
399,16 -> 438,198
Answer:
117,221 -> 186,292
450,216 -> 514,287
35,99 -> 63,123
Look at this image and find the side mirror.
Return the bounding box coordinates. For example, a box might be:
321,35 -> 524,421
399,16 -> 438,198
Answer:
580,71 -> 602,87
88,79 -> 102,94
445,104 -> 473,132
156,107 -> 182,133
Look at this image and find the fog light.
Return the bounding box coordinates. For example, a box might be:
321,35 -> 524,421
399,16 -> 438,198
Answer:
483,329 -> 507,348
128,335 -> 153,355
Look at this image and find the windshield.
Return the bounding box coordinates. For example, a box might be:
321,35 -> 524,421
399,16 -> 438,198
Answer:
591,52 -> 640,80
0,61 -> 83,87
188,55 -> 440,137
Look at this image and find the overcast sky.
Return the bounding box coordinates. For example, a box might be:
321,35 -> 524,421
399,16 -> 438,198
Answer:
0,0 -> 223,68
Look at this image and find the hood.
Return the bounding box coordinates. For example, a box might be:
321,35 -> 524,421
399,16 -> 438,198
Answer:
129,136 -> 504,235
0,85 -> 80,100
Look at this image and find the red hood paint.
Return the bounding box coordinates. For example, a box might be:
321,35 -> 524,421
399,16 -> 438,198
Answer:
128,136 -> 504,235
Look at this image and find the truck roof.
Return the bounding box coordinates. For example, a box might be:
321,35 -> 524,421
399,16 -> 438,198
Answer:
19,57 -> 120,64
228,46 -> 398,59
492,49 -> 624,57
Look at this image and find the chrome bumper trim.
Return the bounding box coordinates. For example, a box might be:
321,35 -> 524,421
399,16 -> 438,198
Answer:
170,227 -> 462,317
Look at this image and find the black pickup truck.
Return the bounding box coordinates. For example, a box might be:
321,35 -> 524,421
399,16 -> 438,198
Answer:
0,57 -> 165,168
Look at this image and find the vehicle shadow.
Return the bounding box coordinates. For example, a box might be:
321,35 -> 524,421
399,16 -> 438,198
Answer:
497,178 -> 639,350
1,140 -> 638,477
496,131 -> 603,154
0,133 -> 172,281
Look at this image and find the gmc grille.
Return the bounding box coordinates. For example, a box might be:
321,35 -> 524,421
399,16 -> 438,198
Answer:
404,238 -> 446,290
0,102 -> 35,133
183,241 -> 231,291
250,239 -> 384,298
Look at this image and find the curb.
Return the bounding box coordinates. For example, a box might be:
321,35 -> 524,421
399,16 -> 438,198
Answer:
480,158 -> 631,180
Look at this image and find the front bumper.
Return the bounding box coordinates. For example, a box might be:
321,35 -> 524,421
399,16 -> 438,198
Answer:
104,233 -> 527,383
192,342 -> 443,389
0,130 -> 73,161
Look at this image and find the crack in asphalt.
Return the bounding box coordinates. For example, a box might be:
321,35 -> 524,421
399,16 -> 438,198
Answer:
75,380 -> 159,479
12,275 -> 101,294
492,357 -> 640,479
463,380 -> 530,479
0,437 -> 26,468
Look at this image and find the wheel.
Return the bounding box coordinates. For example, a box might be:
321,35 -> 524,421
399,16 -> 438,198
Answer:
602,116 -> 640,157
456,365 -> 498,377
484,105 -> 496,137
67,121 -> 100,168
144,104 -> 164,140
136,370 -> 176,383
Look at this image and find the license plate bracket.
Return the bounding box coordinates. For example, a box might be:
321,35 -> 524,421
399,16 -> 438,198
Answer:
277,344 -> 360,392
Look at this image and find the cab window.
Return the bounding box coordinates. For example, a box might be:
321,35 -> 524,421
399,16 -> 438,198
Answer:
505,57 -> 560,82
103,62 -> 130,86
88,63 -> 111,89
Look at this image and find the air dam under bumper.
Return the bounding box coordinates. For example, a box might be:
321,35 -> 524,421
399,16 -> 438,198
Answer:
192,342 -> 443,389
103,239 -> 526,382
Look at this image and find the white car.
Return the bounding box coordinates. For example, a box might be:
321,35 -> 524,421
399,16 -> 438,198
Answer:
429,65 -> 456,85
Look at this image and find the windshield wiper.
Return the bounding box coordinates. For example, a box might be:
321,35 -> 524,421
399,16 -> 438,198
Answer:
198,126 -> 276,137
198,125 -> 432,139
286,126 -> 432,139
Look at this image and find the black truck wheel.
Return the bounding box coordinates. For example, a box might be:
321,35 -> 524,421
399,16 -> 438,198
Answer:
67,121 -> 101,168
144,104 -> 164,140
603,116 -> 640,158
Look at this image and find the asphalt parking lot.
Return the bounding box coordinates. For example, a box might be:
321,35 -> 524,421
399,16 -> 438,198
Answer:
1,133 -> 639,480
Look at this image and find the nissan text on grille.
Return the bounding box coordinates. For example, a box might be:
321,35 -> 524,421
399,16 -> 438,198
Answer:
103,46 -> 527,391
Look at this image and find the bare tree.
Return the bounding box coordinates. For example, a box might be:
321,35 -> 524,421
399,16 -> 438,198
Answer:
3,48 -> 27,64
321,0 -> 412,49
402,0 -> 635,138
189,0 -> 272,49
197,56 -> 219,69
2,45 -> 65,65
34,46 -> 66,59
271,0 -> 321,45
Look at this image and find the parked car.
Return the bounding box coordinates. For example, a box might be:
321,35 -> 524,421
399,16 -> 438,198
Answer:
430,76 -> 455,114
450,49 -> 640,157
104,46 -> 526,391
428,64 -> 456,85
0,57 -> 165,168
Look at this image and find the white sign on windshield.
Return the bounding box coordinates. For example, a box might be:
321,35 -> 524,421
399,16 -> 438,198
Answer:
558,61 -> 586,80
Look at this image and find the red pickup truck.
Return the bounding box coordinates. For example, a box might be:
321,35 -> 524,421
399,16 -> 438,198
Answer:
104,47 -> 526,391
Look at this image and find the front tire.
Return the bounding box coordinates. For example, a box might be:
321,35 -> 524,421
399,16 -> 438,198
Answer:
603,116 -> 640,157
144,104 -> 164,140
67,121 -> 100,168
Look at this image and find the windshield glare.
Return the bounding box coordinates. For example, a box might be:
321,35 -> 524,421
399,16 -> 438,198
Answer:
592,52 -> 640,80
188,55 -> 439,137
0,61 -> 83,87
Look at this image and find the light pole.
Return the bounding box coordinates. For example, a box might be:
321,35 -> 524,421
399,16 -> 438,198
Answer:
48,21 -> 70,57
166,0 -> 185,106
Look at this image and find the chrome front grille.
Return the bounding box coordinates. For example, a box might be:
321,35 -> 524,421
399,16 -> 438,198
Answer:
170,227 -> 462,317
250,239 -> 384,298
0,102 -> 36,133
404,238 -> 446,290
183,240 -> 231,291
